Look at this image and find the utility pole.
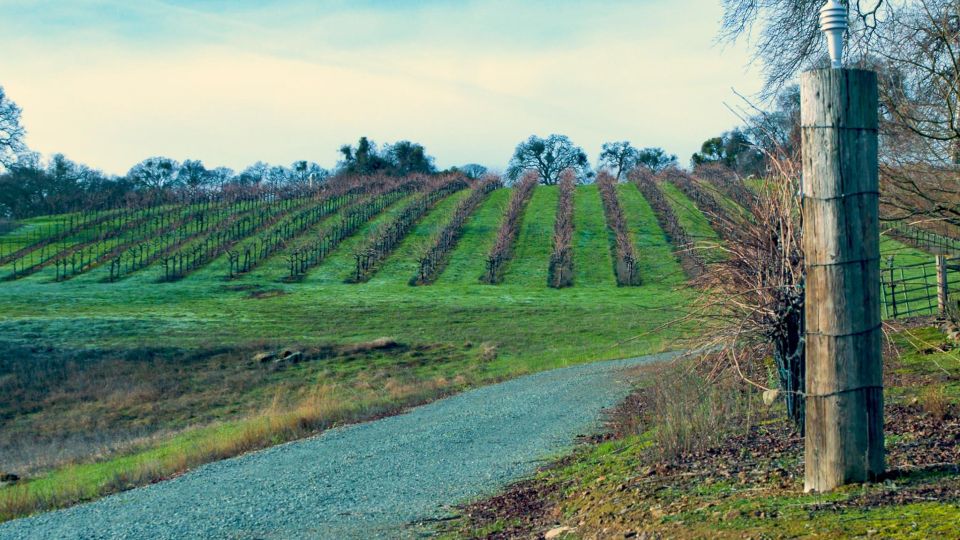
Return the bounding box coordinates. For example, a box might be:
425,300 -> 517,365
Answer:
801,0 -> 885,492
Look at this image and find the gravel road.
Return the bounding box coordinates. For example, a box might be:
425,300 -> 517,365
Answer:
0,352 -> 676,539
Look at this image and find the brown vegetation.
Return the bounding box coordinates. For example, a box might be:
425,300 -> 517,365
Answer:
0,338 -> 472,478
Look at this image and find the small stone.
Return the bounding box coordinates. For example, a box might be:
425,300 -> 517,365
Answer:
867,530 -> 878,536
545,526 -> 574,539
252,351 -> 276,363
762,389 -> 781,406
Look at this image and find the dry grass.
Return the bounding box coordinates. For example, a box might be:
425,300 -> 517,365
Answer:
627,360 -> 759,463
920,384 -> 950,421
0,370 -> 467,522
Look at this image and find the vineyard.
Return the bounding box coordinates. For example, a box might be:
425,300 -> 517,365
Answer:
0,170 -> 954,309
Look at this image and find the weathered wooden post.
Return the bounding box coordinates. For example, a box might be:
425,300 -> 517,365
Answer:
801,0 -> 884,492
937,255 -> 949,316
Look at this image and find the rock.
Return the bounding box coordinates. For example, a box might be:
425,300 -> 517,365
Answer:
544,526 -> 573,539
280,350 -> 303,364
253,351 -> 276,363
762,389 -> 781,406
0,473 -> 19,484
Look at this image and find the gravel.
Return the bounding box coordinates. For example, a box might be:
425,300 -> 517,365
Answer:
0,352 -> 676,539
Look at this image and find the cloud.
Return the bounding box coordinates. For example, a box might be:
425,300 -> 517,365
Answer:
0,0 -> 764,174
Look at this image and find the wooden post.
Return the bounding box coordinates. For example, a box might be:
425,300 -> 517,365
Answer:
801,69 -> 885,492
937,255 -> 949,317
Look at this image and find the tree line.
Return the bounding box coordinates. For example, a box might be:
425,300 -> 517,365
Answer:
0,74 -> 802,222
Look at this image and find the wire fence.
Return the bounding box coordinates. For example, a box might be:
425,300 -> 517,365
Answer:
886,221 -> 960,256
881,254 -> 960,319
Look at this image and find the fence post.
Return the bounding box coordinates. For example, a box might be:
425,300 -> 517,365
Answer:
801,68 -> 884,492
937,255 -> 949,317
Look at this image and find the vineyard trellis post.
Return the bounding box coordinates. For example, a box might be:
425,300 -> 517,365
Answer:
800,60 -> 884,489
937,255 -> 949,316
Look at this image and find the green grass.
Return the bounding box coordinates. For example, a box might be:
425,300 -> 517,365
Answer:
879,235 -> 960,318
572,185 -> 616,287
436,188 -> 512,285
503,185 -> 557,287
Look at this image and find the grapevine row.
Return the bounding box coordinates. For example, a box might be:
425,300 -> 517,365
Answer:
105,195 -> 276,281
630,169 -> 706,279
224,175 -> 386,278
596,172 -> 641,286
159,193 -> 318,281
351,175 -> 470,283
412,176 -> 502,285
481,173 -> 539,284
693,163 -> 756,211
6,203 -> 196,280
547,172 -> 575,288
665,169 -> 742,242
286,177 -> 426,279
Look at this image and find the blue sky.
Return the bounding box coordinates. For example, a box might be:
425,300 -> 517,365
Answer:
0,0 -> 764,175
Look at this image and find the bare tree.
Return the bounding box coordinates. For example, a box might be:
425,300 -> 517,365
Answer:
724,0 -> 960,233
506,134 -> 591,185
127,157 -> 180,190
598,141 -> 640,181
720,0 -> 888,92
0,86 -> 27,169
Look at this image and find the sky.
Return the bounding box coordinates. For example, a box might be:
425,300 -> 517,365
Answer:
0,0 -> 765,176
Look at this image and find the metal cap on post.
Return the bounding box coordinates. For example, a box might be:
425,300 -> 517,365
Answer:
820,0 -> 848,69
